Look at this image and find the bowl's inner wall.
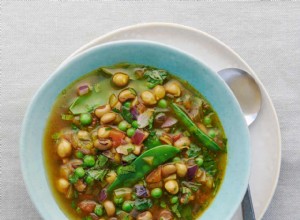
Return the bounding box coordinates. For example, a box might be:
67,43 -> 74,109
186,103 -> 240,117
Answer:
21,41 -> 250,220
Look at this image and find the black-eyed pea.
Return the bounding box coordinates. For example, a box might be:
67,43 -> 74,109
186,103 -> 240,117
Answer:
137,211 -> 153,220
101,112 -> 116,124
97,127 -> 111,138
118,88 -> 136,103
153,85 -> 166,100
161,164 -> 177,177
103,200 -> 116,217
95,104 -> 111,118
165,82 -> 181,97
174,137 -> 191,148
141,91 -> 157,105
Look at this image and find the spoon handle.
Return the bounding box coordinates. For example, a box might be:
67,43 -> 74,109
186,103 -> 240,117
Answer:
242,186 -> 256,220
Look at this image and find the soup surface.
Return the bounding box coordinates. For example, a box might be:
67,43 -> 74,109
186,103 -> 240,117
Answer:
44,63 -> 227,220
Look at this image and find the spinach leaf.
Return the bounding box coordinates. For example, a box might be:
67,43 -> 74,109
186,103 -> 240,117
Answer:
186,143 -> 202,158
135,198 -> 153,211
144,69 -> 168,88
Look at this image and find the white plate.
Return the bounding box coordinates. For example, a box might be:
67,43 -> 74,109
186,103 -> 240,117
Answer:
63,23 -> 281,220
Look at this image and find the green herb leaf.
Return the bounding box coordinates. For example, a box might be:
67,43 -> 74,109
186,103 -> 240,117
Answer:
135,198 -> 153,211
144,131 -> 162,149
121,105 -> 133,123
180,205 -> 193,220
144,69 -> 168,87
61,114 -> 74,121
51,132 -> 60,140
87,169 -> 108,181
122,154 -> 137,163
202,152 -> 217,176
171,203 -> 181,218
94,155 -> 108,169
182,181 -> 201,191
68,174 -> 79,184
117,164 -> 136,174
186,143 -> 202,158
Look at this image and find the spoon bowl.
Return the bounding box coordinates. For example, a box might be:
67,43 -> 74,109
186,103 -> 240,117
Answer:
218,68 -> 262,126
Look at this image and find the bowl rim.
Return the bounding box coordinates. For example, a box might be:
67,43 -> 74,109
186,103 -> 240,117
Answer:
20,39 -> 251,220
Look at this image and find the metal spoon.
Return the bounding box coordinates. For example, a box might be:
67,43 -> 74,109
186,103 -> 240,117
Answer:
218,68 -> 261,220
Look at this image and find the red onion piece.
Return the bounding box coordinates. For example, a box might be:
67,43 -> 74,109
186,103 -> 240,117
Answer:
135,185 -> 148,197
187,165 -> 198,181
130,106 -> 139,120
137,109 -> 153,128
77,84 -> 90,96
131,129 -> 147,145
155,113 -> 166,123
161,117 -> 178,128
98,188 -> 107,202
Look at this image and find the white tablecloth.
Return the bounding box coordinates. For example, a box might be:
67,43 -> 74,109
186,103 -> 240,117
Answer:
1,1 -> 300,219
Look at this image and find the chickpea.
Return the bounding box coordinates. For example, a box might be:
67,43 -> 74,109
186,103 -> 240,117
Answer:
103,200 -> 116,217
175,163 -> 187,177
165,82 -> 181,97
164,180 -> 179,194
98,127 -> 111,138
94,139 -> 112,150
137,211 -> 153,220
161,164 -> 177,177
118,88 -> 136,103
153,85 -> 166,100
141,91 -> 157,105
57,139 -> 72,158
174,137 -> 191,148
106,170 -> 117,184
101,112 -> 116,124
56,178 -> 70,193
112,72 -> 129,87
95,104 -> 111,118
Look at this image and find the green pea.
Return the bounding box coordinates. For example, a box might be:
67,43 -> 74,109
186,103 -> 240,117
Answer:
123,101 -> 131,108
83,155 -> 95,167
118,120 -> 129,131
79,113 -> 92,126
74,167 -> 85,178
122,201 -> 134,212
126,128 -> 136,137
131,120 -> 139,129
94,204 -> 103,216
75,151 -> 84,159
196,156 -> 204,167
172,157 -> 181,162
170,196 -> 179,204
158,99 -> 168,108
151,188 -> 163,199
203,116 -> 212,125
113,196 -> 124,205
85,175 -> 93,185
208,129 -> 216,138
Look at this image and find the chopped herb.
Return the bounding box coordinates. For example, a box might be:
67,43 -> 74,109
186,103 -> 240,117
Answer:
117,164 -> 136,174
71,123 -> 79,131
171,203 -> 181,218
213,178 -> 221,196
94,155 -> 108,169
181,205 -> 193,220
122,154 -> 137,163
71,200 -> 76,209
160,201 -> 167,208
51,132 -> 60,140
186,143 -> 202,158
135,198 -> 153,211
68,174 -> 79,184
148,114 -> 154,129
120,105 -> 133,123
202,152 -> 217,176
61,114 -> 74,121
87,169 -> 108,181
144,69 -> 168,88
182,181 -> 201,191
144,131 -> 162,149
94,82 -> 102,92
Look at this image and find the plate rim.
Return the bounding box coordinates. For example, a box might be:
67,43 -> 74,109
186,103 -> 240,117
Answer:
63,22 -> 282,219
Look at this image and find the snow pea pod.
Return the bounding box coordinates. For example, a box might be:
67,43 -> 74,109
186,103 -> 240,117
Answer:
170,103 -> 222,151
107,145 -> 180,193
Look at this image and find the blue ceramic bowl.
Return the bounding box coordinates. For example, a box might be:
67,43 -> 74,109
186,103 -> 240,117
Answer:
20,40 -> 250,220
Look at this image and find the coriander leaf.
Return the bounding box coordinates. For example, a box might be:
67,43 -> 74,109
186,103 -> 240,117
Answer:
121,105 -> 133,123
171,203 -> 181,218
68,174 -> 79,184
61,114 -> 74,121
202,152 -> 217,176
144,69 -> 168,88
144,131 -> 162,149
